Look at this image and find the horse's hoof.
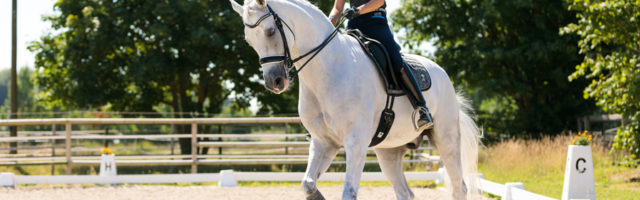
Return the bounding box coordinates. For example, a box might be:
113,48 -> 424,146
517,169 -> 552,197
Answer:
306,190 -> 325,200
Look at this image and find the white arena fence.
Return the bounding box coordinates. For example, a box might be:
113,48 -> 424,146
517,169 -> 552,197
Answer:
0,170 -> 556,200
0,117 -> 556,199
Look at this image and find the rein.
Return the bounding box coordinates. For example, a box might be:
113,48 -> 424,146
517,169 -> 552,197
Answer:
244,5 -> 345,81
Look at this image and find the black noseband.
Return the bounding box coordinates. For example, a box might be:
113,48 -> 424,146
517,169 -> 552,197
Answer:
259,56 -> 288,65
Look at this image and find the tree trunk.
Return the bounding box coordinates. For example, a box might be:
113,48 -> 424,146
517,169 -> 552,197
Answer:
171,80 -> 193,155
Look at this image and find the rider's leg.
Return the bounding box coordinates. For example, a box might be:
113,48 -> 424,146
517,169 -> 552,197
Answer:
398,62 -> 434,130
347,12 -> 434,130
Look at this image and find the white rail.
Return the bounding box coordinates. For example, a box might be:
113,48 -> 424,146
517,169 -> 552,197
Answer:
0,171 -> 441,185
0,171 -> 558,200
477,176 -> 557,200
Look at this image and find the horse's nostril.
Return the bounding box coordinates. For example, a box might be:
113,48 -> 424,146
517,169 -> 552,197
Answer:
274,77 -> 283,87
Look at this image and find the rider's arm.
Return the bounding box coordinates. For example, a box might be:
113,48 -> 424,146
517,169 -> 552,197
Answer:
356,0 -> 385,15
331,0 -> 386,26
329,0 -> 346,26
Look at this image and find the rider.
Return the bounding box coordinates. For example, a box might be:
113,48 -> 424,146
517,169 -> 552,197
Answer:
329,0 -> 434,130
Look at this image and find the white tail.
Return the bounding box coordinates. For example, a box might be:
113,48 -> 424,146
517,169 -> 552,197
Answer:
457,94 -> 481,199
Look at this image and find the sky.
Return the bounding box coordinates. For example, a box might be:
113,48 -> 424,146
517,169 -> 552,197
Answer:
0,0 -> 57,70
0,0 -> 431,71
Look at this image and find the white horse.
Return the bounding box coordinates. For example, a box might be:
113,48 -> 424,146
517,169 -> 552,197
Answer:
229,0 -> 480,199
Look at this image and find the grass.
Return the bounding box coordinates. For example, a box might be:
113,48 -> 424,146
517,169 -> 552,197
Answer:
478,135 -> 640,199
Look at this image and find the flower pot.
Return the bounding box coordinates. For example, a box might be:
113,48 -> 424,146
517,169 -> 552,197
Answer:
562,145 -> 596,200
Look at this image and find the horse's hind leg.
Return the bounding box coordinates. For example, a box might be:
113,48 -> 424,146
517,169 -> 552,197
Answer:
430,113 -> 467,199
302,138 -> 339,200
375,146 -> 414,200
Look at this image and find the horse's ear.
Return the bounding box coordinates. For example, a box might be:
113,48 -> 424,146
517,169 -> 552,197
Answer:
256,0 -> 266,7
230,0 -> 244,15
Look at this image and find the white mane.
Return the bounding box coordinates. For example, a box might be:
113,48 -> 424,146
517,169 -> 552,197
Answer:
285,0 -> 325,14
273,0 -> 334,30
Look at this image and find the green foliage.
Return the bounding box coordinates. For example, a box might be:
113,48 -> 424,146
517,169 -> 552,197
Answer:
29,0 -> 302,116
562,0 -> 640,166
393,0 -> 596,138
28,0 -> 333,154
0,68 -> 60,119
0,70 -> 9,105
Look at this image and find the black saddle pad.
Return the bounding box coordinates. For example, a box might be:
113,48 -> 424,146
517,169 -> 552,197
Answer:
402,55 -> 432,93
384,55 -> 432,96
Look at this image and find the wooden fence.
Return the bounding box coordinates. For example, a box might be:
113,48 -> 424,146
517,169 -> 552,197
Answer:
0,117 -> 438,174
0,117 -> 558,199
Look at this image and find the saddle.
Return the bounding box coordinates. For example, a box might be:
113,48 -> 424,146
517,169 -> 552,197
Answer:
346,29 -> 432,96
346,29 -> 432,147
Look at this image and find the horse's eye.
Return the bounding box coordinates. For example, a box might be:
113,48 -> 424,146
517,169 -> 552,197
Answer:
265,27 -> 276,37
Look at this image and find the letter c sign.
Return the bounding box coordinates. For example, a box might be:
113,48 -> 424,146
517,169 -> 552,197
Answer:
576,157 -> 587,173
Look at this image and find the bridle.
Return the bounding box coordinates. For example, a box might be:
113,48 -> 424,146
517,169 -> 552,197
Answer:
243,4 -> 344,81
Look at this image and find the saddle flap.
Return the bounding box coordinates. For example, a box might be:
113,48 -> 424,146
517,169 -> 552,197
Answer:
363,40 -> 392,77
346,29 -> 393,91
346,30 -> 431,95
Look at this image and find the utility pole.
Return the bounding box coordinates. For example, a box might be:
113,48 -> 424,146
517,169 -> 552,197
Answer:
10,0 -> 18,154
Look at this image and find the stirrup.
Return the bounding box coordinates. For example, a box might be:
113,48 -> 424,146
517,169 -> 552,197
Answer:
412,107 -> 434,132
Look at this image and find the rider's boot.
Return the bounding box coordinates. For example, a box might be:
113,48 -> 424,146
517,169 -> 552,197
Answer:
400,63 -> 434,131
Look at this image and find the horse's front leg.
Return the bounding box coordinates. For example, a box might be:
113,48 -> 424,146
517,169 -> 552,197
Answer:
342,129 -> 371,200
303,138 -> 339,200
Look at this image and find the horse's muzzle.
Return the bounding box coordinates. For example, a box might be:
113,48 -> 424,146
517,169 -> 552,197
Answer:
263,63 -> 289,94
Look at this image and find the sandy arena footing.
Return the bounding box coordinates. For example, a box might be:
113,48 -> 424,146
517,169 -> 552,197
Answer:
0,185 -> 484,200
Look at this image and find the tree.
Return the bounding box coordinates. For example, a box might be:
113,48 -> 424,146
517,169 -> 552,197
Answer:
562,0 -> 640,166
30,0 -> 333,154
30,0 -> 271,154
0,69 -> 10,107
0,67 -> 61,121
392,0 -> 595,138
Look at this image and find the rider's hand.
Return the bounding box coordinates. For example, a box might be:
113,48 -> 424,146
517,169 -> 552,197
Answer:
342,7 -> 360,20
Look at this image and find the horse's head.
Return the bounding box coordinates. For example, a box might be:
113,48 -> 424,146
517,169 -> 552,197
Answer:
230,0 -> 293,94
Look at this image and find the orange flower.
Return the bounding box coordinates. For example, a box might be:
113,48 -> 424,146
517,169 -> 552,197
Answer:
101,147 -> 113,155
572,131 -> 592,146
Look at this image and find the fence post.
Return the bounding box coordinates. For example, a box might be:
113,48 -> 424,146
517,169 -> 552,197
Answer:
218,125 -> 222,155
51,124 -> 56,175
191,123 -> 197,174
436,167 -> 447,185
284,123 -> 289,155
503,182 -> 524,200
476,173 -> 484,194
65,122 -> 71,175
170,124 -> 175,156
0,173 -> 15,187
